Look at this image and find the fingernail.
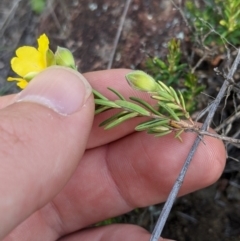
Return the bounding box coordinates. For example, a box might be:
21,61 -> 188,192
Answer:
15,67 -> 92,115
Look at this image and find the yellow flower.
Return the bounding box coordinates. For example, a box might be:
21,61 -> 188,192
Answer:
7,34 -> 50,89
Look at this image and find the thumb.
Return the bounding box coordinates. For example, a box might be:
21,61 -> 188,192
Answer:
0,67 -> 94,238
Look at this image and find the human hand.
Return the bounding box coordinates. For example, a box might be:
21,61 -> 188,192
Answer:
1,67 -> 226,241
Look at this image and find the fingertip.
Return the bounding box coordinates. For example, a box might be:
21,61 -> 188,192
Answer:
165,131 -> 226,195
195,134 -> 226,186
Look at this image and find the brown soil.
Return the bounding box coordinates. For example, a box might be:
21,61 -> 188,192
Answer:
1,0 -> 240,240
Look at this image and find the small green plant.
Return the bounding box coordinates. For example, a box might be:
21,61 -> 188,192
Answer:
30,0 -> 46,14
182,72 -> 205,112
185,0 -> 240,45
145,39 -> 187,86
145,39 -> 205,112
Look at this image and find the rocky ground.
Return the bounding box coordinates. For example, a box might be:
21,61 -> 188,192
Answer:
1,0 -> 240,240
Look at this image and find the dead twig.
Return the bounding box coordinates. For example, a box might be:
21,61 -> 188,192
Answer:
170,0 -> 192,32
107,0 -> 132,69
195,130 -> 240,147
215,106 -> 240,132
0,0 -> 21,38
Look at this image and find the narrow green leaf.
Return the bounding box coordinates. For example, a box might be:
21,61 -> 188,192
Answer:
95,99 -> 120,108
166,103 -> 181,110
151,95 -> 171,102
104,112 -> 139,129
129,96 -> 161,116
158,101 -> 180,121
173,112 -> 187,117
92,89 -> 109,100
158,81 -> 172,94
115,100 -> 150,116
108,87 -> 126,100
178,90 -> 186,111
156,90 -> 175,102
169,86 -> 180,105
153,57 -> 167,69
99,111 -> 128,127
176,63 -> 188,70
151,126 -> 170,132
185,111 -> 190,119
175,129 -> 184,141
135,119 -> 169,131
154,130 -> 172,137
95,106 -> 112,115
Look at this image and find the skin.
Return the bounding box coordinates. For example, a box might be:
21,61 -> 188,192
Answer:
0,68 -> 226,241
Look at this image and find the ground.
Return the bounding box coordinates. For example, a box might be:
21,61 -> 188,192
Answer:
1,0 -> 240,240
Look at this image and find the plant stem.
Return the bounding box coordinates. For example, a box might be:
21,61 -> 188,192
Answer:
150,49 -> 240,241
197,130 -> 240,146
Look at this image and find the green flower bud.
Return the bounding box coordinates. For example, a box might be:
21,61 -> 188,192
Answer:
126,70 -> 158,92
55,46 -> 77,69
46,49 -> 56,66
23,72 -> 39,81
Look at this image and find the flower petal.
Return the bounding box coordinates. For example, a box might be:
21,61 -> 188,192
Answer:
17,80 -> 28,89
37,34 -> 50,67
7,77 -> 28,89
11,46 -> 45,77
15,46 -> 43,64
7,77 -> 25,82
38,34 -> 49,55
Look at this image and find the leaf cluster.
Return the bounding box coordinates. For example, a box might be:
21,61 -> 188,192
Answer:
94,73 -> 193,140
185,0 -> 240,45
145,39 -> 187,86
182,73 -> 205,113
145,39 -> 205,112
